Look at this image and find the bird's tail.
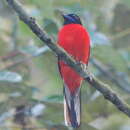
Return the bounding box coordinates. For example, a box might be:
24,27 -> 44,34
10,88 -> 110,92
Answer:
64,86 -> 81,128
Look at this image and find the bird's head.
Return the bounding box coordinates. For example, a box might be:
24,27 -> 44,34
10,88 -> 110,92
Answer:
62,13 -> 82,25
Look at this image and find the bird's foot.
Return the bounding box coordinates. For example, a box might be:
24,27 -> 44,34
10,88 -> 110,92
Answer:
76,61 -> 93,81
85,69 -> 93,81
76,61 -> 87,70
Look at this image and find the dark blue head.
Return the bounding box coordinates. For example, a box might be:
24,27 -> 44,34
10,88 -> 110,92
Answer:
62,14 -> 82,25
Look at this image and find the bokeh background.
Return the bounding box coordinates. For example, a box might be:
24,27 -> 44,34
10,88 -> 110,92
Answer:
0,0 -> 130,129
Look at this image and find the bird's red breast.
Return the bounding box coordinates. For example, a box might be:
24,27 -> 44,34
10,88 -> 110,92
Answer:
58,24 -> 90,93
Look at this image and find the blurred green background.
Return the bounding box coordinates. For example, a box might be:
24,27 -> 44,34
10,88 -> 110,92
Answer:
0,0 -> 130,129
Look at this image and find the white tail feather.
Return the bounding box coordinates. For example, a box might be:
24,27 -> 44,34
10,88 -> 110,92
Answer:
64,86 -> 81,128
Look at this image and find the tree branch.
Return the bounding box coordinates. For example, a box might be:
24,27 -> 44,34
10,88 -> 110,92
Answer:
6,0 -> 130,118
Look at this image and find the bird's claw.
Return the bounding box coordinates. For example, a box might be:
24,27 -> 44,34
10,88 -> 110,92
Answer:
76,61 -> 87,70
76,61 -> 93,81
85,69 -> 93,81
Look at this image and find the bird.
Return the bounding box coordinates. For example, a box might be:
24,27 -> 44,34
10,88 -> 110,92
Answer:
57,13 -> 90,128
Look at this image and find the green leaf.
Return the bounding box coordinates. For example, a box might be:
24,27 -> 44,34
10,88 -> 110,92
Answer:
0,71 -> 22,83
43,95 -> 63,103
121,51 -> 130,62
19,45 -> 49,56
92,45 -> 128,72
43,18 -> 58,34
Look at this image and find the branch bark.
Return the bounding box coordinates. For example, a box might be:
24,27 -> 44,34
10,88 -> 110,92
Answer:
6,0 -> 130,118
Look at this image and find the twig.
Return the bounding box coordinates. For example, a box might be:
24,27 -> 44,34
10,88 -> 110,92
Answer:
6,0 -> 130,118
91,58 -> 130,93
11,16 -> 18,50
0,46 -> 49,70
110,28 -> 130,40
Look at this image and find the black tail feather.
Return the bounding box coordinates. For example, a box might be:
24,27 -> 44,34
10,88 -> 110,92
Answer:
64,86 -> 81,128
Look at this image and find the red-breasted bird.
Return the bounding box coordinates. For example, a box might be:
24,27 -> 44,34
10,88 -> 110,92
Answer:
57,14 -> 90,128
